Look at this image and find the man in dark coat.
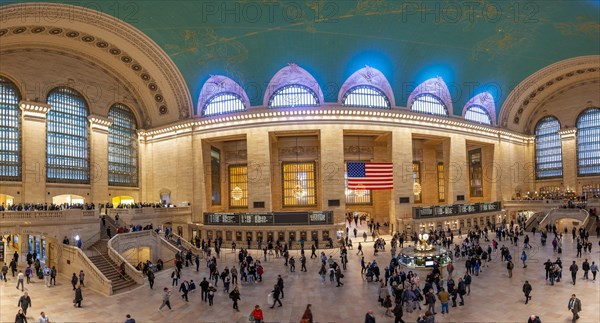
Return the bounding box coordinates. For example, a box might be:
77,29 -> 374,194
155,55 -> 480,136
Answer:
522,280 -> 532,304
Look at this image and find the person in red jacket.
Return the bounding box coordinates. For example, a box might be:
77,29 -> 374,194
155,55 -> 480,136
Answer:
251,305 -> 264,323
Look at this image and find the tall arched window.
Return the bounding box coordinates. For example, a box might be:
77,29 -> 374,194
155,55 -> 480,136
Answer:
535,116 -> 562,179
0,77 -> 21,181
108,104 -> 138,186
577,108 -> 600,176
202,92 -> 246,117
411,94 -> 448,116
46,87 -> 90,183
268,84 -> 319,108
464,105 -> 492,125
342,85 -> 390,109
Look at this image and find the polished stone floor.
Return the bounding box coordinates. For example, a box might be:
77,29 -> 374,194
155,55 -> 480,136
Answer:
1,224 -> 598,323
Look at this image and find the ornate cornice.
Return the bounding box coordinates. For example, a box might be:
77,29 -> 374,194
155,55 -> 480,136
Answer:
500,56 -> 600,128
0,3 -> 193,122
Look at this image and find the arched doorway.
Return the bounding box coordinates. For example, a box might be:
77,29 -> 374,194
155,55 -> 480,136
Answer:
52,194 -> 84,205
112,195 -> 135,206
0,194 -> 15,208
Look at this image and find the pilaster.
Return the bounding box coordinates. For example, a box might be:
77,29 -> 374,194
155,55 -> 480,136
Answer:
19,101 -> 50,203
88,114 -> 112,205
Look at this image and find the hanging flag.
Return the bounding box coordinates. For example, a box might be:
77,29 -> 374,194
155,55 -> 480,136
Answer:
347,162 -> 393,190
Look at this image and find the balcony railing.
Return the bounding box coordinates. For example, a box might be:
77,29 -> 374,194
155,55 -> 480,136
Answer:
413,202 -> 501,219
0,209 -> 99,222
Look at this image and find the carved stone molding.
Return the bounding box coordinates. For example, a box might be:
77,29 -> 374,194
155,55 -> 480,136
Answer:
263,63 -> 324,107
338,65 -> 395,105
0,3 -> 193,122
500,56 -> 600,129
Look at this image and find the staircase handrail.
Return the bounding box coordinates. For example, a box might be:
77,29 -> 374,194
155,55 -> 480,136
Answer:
82,231 -> 101,251
61,244 -> 113,296
106,234 -> 144,284
538,208 -> 589,230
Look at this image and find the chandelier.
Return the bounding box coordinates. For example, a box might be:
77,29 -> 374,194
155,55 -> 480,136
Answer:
231,185 -> 243,200
413,182 -> 422,196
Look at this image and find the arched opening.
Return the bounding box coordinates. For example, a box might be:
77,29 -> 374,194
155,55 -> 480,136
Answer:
159,189 -> 171,204
112,196 -> 135,206
121,246 -> 152,267
52,194 -> 85,205
0,194 -> 15,208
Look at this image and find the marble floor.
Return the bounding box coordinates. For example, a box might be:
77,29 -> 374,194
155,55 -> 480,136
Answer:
1,224 -> 598,323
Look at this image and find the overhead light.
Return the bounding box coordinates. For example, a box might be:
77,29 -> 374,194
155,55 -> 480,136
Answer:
413,182 -> 422,196
231,186 -> 243,201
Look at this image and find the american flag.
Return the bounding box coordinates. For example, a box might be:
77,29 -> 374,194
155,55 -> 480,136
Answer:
347,162 -> 393,190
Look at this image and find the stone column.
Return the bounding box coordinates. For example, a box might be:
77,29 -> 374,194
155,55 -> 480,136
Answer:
319,126 -> 345,224
246,130 -> 272,211
19,101 -> 50,203
446,135 -> 467,204
559,129 -> 577,192
88,115 -> 112,205
392,128 -> 413,233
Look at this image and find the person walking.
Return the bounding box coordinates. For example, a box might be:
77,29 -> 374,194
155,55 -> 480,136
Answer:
79,270 -> 85,287
582,259 -> 590,280
392,301 -> 405,323
276,275 -> 285,299
301,304 -> 313,323
74,285 -> 83,308
507,260 -> 514,278
200,277 -> 209,302
527,315 -> 541,323
124,314 -> 135,323
159,287 -> 172,311
357,242 -> 363,255
364,309 -> 376,323
71,273 -> 78,290
335,267 -> 344,287
300,255 -> 307,272
522,281 -> 532,304
16,270 -> 24,291
438,287 -> 450,314
147,270 -> 155,289
18,291 -> 32,316
251,305 -> 264,323
568,294 -> 582,322
179,280 -> 189,302
270,284 -> 283,308
50,266 -> 57,286
590,261 -> 598,281
570,261 -> 578,285
38,311 -> 50,323
207,283 -> 216,306
229,286 -> 240,311
521,250 -> 528,268
15,309 -> 27,323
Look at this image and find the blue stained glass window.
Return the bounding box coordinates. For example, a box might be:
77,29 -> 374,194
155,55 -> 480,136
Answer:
0,77 -> 20,181
46,87 -> 90,183
577,108 -> 600,176
411,94 -> 448,116
535,116 -> 562,179
342,85 -> 390,109
108,104 -> 138,186
268,84 -> 319,108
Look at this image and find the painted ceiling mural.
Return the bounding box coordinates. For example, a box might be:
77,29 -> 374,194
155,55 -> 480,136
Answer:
9,0 -> 600,117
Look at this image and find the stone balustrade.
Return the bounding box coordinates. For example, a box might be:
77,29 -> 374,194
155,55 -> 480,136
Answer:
0,209 -> 99,223
58,244 -> 113,296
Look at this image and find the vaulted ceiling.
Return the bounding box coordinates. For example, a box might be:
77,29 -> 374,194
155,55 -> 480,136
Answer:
4,0 -> 600,122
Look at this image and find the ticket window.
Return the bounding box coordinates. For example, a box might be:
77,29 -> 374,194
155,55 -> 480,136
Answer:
289,232 -> 296,241
246,232 -> 253,242
256,232 -> 264,242
322,231 -> 330,241
226,231 -> 233,241
277,232 -> 285,242
311,231 -> 318,242
300,231 -> 307,241
267,232 -> 274,243
207,230 -> 214,241
216,231 -> 223,240
236,231 -> 243,241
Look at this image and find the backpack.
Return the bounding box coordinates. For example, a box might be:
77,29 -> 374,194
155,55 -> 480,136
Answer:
507,262 -> 514,270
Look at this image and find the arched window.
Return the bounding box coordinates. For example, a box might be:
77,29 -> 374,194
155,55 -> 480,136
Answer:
535,116 -> 562,179
342,85 -> 390,109
410,94 -> 448,116
46,87 -> 90,183
108,104 -> 138,186
0,77 -> 20,181
577,108 -> 600,176
202,92 -> 246,117
464,105 -> 492,125
268,84 -> 319,108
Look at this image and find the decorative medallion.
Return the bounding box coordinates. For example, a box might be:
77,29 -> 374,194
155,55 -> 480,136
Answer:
13,26 -> 26,34
0,29 -> 7,37
121,56 -> 132,63
66,31 -> 79,37
82,35 -> 94,42
131,64 -> 142,71
159,105 -> 168,115
154,94 -> 163,102
148,83 -> 158,91
49,28 -> 63,35
140,73 -> 150,81
31,26 -> 45,33
109,48 -> 121,55
96,41 -> 108,48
